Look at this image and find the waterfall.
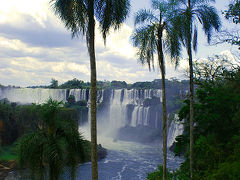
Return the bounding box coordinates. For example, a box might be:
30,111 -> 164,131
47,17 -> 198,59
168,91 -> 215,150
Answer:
69,89 -> 87,101
167,114 -> 184,147
0,87 -> 183,144
0,87 -> 162,128
109,89 -> 126,131
0,87 -> 67,104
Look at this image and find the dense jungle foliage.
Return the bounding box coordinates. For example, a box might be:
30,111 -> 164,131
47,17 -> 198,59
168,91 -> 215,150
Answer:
0,99 -> 79,146
148,58 -> 240,179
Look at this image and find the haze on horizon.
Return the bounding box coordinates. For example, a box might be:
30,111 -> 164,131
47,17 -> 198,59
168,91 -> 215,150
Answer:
0,0 -> 238,87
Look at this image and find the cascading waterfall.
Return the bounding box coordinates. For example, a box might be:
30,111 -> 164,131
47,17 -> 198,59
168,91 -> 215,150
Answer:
0,87 -> 183,146
69,89 -> 87,101
0,87 -> 67,104
167,114 -> 184,147
108,89 -> 126,133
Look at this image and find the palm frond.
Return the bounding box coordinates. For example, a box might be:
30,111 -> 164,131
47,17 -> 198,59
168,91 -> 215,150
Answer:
134,9 -> 158,26
193,25 -> 198,52
151,0 -> 167,12
17,131 -> 46,178
195,4 -> 221,43
170,0 -> 187,7
17,99 -> 87,180
171,12 -> 189,48
50,0 -> 88,37
132,25 -> 157,71
95,0 -> 130,44
192,0 -> 215,6
44,137 -> 65,180
165,23 -> 182,68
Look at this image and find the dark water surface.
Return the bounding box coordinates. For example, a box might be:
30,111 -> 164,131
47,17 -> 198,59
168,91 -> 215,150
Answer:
69,140 -> 183,180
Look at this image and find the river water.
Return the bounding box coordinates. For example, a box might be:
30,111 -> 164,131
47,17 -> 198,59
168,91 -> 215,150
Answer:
67,138 -> 183,180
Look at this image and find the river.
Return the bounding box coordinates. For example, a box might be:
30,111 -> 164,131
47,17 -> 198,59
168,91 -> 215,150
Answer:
64,137 -> 183,180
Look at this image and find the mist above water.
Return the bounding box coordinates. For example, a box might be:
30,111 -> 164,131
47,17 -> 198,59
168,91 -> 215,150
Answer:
1,87 -> 184,179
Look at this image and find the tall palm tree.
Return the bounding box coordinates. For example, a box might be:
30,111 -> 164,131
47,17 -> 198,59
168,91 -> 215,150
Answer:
132,1 -> 180,179
50,1 -> 130,179
171,0 -> 221,179
18,99 -> 86,180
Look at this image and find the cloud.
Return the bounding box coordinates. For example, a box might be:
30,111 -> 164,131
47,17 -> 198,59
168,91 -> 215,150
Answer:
96,23 -> 137,60
0,0 -> 187,87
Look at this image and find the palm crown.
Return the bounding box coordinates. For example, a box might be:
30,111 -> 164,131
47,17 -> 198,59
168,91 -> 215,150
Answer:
18,99 -> 86,180
169,1 -> 221,179
171,0 -> 221,52
50,0 -> 130,45
132,0 -> 181,71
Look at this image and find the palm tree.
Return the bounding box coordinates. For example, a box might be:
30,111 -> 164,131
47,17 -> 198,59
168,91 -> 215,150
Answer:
132,1 -> 180,179
17,99 -> 86,180
50,1 -> 130,179
171,0 -> 221,179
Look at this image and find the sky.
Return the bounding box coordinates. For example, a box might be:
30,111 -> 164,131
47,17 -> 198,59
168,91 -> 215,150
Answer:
0,0 -> 238,87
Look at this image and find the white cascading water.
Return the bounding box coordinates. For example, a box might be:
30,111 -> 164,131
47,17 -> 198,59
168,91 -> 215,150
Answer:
0,87 -> 183,146
0,87 -> 67,104
167,114 -> 184,147
107,89 -> 126,136
69,89 -> 87,101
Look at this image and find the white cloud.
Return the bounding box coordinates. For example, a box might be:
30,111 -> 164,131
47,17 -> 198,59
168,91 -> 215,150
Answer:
96,24 -> 137,60
1,0 -> 233,87
0,0 -> 49,27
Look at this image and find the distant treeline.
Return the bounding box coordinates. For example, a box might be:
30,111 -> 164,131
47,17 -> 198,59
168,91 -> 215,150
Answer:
26,77 -> 189,90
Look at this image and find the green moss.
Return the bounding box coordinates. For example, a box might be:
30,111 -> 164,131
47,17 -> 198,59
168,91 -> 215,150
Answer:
0,145 -> 17,161
147,166 -> 173,180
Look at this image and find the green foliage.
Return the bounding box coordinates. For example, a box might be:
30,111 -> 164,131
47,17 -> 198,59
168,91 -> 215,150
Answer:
0,145 -> 17,161
131,81 -> 152,89
50,79 -> 58,89
147,166 -> 173,180
75,100 -> 87,107
173,63 -> 240,179
110,81 -> 127,89
17,99 -> 86,180
64,96 -> 89,125
132,0 -> 181,70
174,0 -> 221,48
67,95 -> 76,106
224,0 -> 240,24
59,78 -> 86,89
221,0 -> 240,48
0,99 -> 80,146
28,78 -> 189,91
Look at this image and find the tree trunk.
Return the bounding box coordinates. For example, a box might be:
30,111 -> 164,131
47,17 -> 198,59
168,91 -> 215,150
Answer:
88,1 -> 98,179
187,1 -> 194,179
188,45 -> 194,180
158,30 -> 167,180
0,120 -> 3,146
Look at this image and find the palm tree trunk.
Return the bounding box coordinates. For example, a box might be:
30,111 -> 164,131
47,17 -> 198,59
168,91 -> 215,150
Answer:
158,32 -> 167,180
188,47 -> 194,180
0,120 -> 3,146
161,64 -> 167,180
187,24 -> 194,180
88,1 -> 98,179
187,1 -> 194,179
